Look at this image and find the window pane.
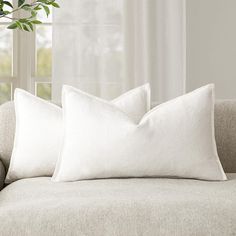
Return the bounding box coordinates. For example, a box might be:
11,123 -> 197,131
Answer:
0,83 -> 12,104
36,25 -> 52,77
0,26 -> 12,76
36,82 -> 51,100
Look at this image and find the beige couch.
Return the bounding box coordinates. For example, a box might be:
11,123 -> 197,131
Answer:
0,101 -> 236,236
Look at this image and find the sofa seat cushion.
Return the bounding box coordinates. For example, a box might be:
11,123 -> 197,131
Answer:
0,176 -> 236,236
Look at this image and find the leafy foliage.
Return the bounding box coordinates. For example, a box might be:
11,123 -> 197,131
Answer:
0,0 -> 60,32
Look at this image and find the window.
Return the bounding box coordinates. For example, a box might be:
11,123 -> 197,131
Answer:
34,5 -> 52,100
0,1 -> 13,104
0,0 -> 52,104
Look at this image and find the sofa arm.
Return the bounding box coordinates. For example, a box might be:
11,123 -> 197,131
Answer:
0,159 -> 5,191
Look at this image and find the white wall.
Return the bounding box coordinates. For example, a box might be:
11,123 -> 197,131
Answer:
186,0 -> 236,99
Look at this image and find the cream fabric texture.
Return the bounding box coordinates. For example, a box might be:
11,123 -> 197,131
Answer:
0,102 -> 15,169
0,160 -> 5,191
0,174 -> 236,236
53,84 -> 226,182
215,100 -> 236,173
6,85 -> 150,183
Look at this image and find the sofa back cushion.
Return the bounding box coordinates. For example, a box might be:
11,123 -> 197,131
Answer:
0,100 -> 236,173
215,100 -> 236,173
0,102 -> 15,169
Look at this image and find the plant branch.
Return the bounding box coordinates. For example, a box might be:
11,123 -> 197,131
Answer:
1,15 -> 17,20
0,0 -> 60,31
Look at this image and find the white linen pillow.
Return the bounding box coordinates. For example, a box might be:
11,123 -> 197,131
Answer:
53,84 -> 227,182
6,84 -> 150,183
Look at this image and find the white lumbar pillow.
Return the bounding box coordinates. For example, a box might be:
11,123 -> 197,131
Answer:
6,84 -> 150,183
53,84 -> 227,182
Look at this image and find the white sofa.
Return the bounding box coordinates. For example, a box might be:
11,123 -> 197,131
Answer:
0,101 -> 236,236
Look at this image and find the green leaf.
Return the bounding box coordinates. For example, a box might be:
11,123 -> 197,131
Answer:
18,0 -> 25,7
22,24 -> 30,31
31,10 -> 37,17
2,10 -> 9,14
34,5 -> 41,11
21,3 -> 31,8
42,5 -> 49,17
31,20 -> 42,24
19,18 -> 28,23
22,5 -> 31,11
15,21 -> 23,29
36,0 -> 47,3
51,2 -> 59,8
3,1 -> 13,8
27,21 -> 33,31
7,22 -> 18,29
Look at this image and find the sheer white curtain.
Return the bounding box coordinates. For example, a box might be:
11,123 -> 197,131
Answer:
52,0 -> 186,103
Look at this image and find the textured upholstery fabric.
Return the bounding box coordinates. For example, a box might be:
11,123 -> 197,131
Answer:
0,102 -> 15,169
0,175 -> 236,236
215,100 -> 236,173
0,100 -> 236,173
0,160 -> 5,191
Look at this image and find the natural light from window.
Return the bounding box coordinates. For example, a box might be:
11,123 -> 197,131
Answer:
0,0 -> 52,104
